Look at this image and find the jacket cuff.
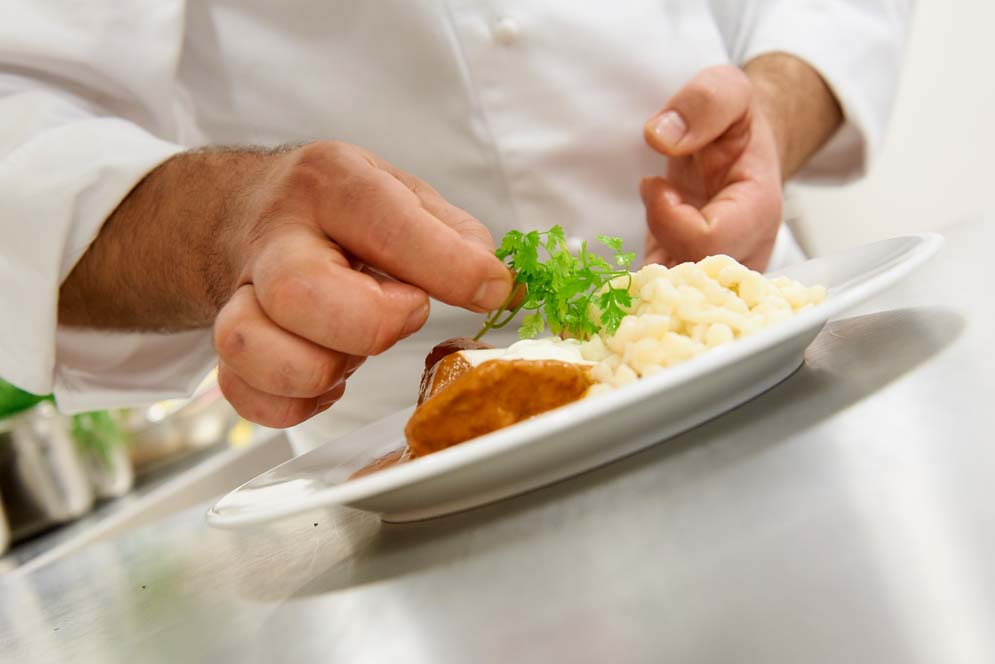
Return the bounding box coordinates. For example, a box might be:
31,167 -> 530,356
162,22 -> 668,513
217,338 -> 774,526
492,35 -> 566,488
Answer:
0,117 -> 182,395
741,3 -> 911,183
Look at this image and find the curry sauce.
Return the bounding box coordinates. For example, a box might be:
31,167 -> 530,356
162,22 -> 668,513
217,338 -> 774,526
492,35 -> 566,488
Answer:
405,358 -> 592,457
350,338 -> 594,479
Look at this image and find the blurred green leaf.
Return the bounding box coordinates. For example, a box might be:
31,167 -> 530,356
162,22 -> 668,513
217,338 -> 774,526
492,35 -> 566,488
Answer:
0,379 -> 49,421
71,410 -> 128,468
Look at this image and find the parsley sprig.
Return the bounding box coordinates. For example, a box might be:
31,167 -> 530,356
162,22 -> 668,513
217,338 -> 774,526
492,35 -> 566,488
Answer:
474,226 -> 635,341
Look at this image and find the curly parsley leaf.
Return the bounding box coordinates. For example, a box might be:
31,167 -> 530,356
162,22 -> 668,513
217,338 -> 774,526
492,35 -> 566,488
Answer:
474,226 -> 635,340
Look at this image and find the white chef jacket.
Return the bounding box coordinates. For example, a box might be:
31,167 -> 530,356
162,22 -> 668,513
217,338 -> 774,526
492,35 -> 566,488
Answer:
0,1 -> 912,432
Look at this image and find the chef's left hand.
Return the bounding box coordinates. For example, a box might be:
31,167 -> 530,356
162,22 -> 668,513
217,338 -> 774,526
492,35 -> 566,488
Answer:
641,65 -> 782,271
641,55 -> 844,272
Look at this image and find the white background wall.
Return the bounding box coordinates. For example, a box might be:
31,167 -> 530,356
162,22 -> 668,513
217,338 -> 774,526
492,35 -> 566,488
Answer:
789,1 -> 994,254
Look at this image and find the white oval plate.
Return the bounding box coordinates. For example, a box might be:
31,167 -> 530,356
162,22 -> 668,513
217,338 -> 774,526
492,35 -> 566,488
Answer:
208,234 -> 943,526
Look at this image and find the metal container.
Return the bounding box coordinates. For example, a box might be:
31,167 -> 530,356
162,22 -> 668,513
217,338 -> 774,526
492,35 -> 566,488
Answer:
79,441 -> 134,501
126,377 -> 239,477
0,403 -> 95,542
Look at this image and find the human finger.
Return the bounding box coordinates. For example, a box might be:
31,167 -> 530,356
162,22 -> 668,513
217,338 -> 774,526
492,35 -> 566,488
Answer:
214,284 -> 362,399
640,176 -> 713,263
252,225 -> 430,356
218,363 -> 347,429
370,161 -> 498,254
288,143 -> 512,311
642,229 -> 671,267
641,176 -> 778,270
644,65 -> 752,156
698,179 -> 780,271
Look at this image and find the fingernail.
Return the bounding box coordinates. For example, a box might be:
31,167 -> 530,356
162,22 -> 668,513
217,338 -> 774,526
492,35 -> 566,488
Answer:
649,110 -> 687,149
663,189 -> 681,207
401,302 -> 430,337
472,278 -> 510,311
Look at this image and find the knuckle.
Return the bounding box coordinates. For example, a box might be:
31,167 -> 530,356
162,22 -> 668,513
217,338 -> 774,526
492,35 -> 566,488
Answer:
266,269 -> 318,316
295,140 -> 347,170
215,328 -> 247,365
284,147 -> 334,198
211,300 -> 249,360
212,312 -> 245,361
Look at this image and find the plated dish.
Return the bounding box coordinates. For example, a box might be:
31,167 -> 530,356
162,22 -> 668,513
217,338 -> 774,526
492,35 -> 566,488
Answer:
208,233 -> 942,526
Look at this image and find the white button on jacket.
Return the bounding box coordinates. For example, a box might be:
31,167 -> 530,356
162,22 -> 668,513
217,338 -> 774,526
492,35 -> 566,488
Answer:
0,1 -> 913,414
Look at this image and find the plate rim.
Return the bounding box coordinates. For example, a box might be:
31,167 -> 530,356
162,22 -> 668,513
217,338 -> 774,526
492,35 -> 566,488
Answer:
207,233 -> 944,527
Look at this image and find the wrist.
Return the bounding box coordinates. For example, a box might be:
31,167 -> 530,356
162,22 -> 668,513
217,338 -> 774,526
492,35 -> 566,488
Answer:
199,149 -> 280,312
743,52 -> 843,181
150,148 -> 274,322
745,70 -> 792,180
59,147 -> 277,330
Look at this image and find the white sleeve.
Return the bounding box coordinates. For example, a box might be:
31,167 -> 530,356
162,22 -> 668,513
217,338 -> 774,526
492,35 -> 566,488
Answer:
710,0 -> 915,183
0,1 -> 216,412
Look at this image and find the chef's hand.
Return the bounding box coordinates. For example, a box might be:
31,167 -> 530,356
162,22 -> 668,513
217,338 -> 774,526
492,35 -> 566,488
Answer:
60,141 -> 513,427
641,54 -> 843,271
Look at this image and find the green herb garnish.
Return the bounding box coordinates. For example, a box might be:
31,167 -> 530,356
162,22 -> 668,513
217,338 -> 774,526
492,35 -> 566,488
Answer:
474,226 -> 635,341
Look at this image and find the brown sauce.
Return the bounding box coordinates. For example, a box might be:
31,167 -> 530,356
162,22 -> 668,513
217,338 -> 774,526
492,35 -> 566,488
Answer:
418,352 -> 474,404
405,359 -> 592,457
348,447 -> 410,480
349,338 -> 592,480
417,337 -> 493,404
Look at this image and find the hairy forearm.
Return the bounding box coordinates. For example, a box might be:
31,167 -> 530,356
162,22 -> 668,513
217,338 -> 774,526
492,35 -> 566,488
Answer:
744,52 -> 844,181
59,149 -> 272,330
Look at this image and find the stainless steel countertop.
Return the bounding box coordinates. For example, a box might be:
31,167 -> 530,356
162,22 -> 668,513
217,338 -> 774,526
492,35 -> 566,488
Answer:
0,431 -> 291,575
2,219 -> 993,664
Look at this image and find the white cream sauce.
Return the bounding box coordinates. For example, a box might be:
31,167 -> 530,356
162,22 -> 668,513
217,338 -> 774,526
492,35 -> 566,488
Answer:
459,337 -> 595,367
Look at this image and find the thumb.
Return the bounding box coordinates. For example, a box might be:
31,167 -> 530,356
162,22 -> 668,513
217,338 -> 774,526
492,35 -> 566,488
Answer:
644,65 -> 752,157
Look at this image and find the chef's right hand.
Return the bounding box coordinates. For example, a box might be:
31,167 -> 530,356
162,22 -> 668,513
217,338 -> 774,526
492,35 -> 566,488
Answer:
211,141 -> 512,427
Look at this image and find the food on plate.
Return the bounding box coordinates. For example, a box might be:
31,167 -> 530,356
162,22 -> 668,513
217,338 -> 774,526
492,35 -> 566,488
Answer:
349,447 -> 409,479
579,254 -> 826,392
406,338 -> 595,456
417,337 -> 495,405
352,227 -> 825,478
